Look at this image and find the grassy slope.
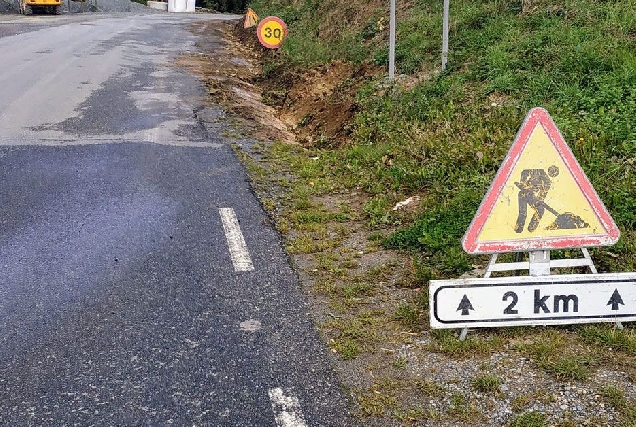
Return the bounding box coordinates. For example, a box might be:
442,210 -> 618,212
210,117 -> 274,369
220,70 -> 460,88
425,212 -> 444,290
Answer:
244,0 -> 636,424
249,0 -> 636,275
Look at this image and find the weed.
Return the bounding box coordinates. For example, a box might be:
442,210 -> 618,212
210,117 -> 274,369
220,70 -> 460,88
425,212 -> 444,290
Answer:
547,356 -> 594,381
363,196 -> 394,228
508,411 -> 547,427
357,390 -> 396,417
393,407 -> 437,423
383,192 -> 479,276
600,386 -> 627,410
471,374 -> 502,394
261,198 -> 276,212
326,316 -> 378,360
240,0 -> 636,424
338,259 -> 359,270
358,263 -> 395,284
447,393 -> 481,422
392,356 -> 407,369
511,395 -> 531,412
517,331 -> 597,381
330,338 -> 359,360
579,325 -> 636,355
623,404 -> 636,426
412,381 -> 441,399
428,329 -> 504,357
285,235 -> 315,254
393,303 -> 420,329
342,282 -> 375,299
596,385 -> 636,425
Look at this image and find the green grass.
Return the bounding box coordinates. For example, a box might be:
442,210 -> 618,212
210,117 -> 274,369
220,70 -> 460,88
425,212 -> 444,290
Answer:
599,386 -> 636,426
600,386 -> 628,410
447,392 -> 482,422
508,411 -> 547,427
392,303 -> 419,327
428,329 -> 505,357
416,379 -> 445,397
579,325 -> 636,354
517,331 -> 597,381
471,374 -> 502,394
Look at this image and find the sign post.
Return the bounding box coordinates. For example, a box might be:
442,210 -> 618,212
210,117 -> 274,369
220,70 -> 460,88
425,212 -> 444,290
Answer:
389,0 -> 396,79
432,108 -> 627,339
442,0 -> 449,71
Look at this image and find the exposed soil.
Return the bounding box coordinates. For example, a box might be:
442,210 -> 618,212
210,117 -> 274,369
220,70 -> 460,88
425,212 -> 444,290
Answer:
262,60 -> 382,147
180,19 -> 382,148
177,21 -> 295,143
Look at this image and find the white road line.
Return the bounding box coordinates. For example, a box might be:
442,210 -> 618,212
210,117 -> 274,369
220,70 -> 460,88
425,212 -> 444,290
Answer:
219,207 -> 254,272
145,128 -> 158,143
268,388 -> 308,427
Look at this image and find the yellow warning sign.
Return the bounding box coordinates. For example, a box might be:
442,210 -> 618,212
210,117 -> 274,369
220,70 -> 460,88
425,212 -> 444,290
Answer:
244,7 -> 259,29
463,108 -> 619,254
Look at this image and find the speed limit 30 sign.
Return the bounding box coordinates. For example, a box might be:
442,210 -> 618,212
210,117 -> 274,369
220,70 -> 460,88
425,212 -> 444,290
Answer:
257,16 -> 288,49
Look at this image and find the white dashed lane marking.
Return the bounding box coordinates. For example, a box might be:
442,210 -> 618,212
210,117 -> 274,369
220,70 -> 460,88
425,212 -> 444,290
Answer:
219,207 -> 254,272
268,388 -> 308,427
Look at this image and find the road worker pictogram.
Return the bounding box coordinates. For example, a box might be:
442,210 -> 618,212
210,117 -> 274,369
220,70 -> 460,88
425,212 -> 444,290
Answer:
513,165 -> 589,233
462,107 -> 619,254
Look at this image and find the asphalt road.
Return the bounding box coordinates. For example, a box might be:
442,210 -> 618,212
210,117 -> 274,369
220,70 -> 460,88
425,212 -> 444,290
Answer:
0,12 -> 351,426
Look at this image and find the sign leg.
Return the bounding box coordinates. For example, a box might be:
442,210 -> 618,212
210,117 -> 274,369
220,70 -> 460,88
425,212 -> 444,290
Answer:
442,0 -> 449,71
616,321 -> 624,330
459,328 -> 468,341
388,0 -> 396,79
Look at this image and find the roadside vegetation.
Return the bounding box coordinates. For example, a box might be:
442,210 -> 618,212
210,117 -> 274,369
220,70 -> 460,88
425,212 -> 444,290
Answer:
230,0 -> 636,424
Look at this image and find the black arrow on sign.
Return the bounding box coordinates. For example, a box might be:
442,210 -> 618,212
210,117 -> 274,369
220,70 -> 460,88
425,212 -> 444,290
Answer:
607,289 -> 625,311
457,294 -> 474,316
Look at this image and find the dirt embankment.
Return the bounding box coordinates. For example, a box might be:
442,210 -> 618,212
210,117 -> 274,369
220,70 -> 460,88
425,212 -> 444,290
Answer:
182,19 -> 382,148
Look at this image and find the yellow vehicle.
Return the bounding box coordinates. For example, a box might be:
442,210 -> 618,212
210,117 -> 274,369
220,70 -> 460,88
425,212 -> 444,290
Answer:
19,0 -> 62,14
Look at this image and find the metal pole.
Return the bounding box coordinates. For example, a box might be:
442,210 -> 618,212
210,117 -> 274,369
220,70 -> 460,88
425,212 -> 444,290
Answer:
389,0 -> 396,79
442,0 -> 449,71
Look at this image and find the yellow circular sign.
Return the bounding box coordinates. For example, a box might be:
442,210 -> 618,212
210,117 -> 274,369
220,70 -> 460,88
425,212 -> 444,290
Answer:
257,16 -> 287,49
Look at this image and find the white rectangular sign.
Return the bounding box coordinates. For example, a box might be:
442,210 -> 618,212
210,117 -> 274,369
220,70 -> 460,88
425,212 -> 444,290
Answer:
430,273 -> 636,329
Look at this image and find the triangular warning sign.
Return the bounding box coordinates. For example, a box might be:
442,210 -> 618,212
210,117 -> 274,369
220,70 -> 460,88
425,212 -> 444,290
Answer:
463,107 -> 620,254
244,8 -> 259,29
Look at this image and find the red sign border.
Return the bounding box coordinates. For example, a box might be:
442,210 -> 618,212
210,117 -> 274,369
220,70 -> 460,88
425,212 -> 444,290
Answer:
462,107 -> 620,254
257,16 -> 288,49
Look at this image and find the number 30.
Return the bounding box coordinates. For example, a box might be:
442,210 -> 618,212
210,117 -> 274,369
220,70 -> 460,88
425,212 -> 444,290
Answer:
265,27 -> 283,39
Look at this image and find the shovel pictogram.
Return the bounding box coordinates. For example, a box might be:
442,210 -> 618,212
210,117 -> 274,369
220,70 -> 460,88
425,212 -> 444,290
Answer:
542,202 -> 589,230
